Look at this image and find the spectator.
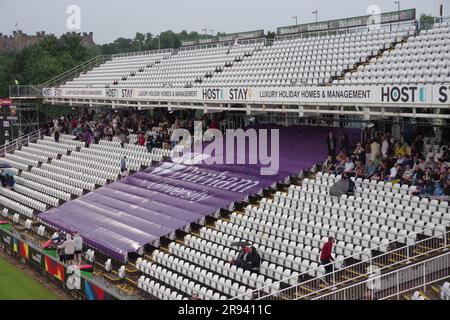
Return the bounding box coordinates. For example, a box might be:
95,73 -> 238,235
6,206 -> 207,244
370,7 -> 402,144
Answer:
343,157 -> 355,174
119,130 -> 129,148
54,129 -> 60,143
230,246 -> 247,267
354,160 -> 365,178
119,156 -> 128,178
320,237 -> 335,282
240,247 -> 261,272
402,164 -> 414,185
326,132 -> 337,161
353,143 -> 365,163
364,160 -> 377,178
58,234 -> 75,265
339,132 -> 349,155
370,139 -> 381,162
381,135 -> 389,158
73,231 -> 83,266
137,133 -> 146,146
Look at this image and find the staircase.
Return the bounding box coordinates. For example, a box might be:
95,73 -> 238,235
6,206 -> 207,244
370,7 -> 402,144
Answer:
43,55 -> 112,88
327,35 -> 412,85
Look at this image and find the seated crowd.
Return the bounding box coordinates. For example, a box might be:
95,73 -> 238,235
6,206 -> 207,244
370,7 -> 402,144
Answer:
325,130 -> 450,198
50,108 -> 221,151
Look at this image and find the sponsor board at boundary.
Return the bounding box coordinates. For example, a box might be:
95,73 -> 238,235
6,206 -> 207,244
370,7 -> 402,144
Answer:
43,85 -> 450,105
0,228 -> 117,300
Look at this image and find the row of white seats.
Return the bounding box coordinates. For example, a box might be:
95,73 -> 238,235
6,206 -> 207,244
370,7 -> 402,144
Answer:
21,170 -> 83,196
152,249 -> 261,298
4,158 -> 29,171
20,146 -> 57,159
40,163 -> 106,186
137,275 -> 187,300
0,194 -> 34,218
13,150 -> 48,164
0,187 -> 46,212
31,167 -> 94,191
5,153 -> 38,167
13,184 -> 59,207
136,260 -> 225,300
37,138 -> 78,151
200,226 -> 332,278
52,158 -> 117,181
260,193 -> 445,237
15,176 -> 71,201
182,234 -> 301,284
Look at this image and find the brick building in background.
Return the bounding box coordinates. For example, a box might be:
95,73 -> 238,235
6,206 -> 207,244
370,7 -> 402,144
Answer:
0,30 -> 95,53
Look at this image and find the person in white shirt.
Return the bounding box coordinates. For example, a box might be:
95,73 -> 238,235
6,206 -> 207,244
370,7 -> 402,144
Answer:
370,139 -> 381,162
58,234 -> 75,265
381,137 -> 389,157
344,158 -> 355,173
73,231 -> 83,266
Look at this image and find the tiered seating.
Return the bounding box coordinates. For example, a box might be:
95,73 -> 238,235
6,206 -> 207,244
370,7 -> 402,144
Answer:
13,184 -> 60,207
57,24 -> 415,90
0,194 -> 34,217
40,163 -> 106,186
0,131 -> 171,221
21,170 -> 83,196
336,22 -> 450,85
30,167 -> 95,191
148,249 -> 259,299
15,176 -> 71,201
62,52 -> 170,88
0,187 -> 46,212
137,275 -> 188,300
198,26 -> 412,87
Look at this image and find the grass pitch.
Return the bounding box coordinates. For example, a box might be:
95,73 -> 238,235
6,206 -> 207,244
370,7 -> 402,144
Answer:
0,255 -> 58,300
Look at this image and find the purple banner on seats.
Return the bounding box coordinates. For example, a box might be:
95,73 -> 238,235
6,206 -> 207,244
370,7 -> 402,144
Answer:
38,126 -> 359,262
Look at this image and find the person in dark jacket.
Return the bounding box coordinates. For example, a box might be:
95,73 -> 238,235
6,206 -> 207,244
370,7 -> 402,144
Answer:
54,129 -> 60,143
231,246 -> 247,267
241,246 -> 261,272
326,132 -> 337,162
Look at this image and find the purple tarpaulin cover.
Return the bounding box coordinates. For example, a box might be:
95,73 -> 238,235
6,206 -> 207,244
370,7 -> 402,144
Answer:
38,126 -> 359,261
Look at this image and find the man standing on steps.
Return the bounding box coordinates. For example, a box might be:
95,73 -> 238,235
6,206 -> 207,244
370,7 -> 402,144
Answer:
320,236 -> 335,283
119,155 -> 128,178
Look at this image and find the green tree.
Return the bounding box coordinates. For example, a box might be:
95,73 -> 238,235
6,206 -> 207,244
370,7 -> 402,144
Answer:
419,14 -> 435,29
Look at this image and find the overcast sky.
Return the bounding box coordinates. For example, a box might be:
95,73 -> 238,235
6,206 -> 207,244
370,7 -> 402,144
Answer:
0,0 -> 447,44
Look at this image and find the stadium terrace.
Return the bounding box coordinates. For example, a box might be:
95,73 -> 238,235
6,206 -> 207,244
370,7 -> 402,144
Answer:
0,3 -> 449,303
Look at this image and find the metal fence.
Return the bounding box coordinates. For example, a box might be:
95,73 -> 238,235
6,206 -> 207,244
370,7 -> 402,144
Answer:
0,128 -> 45,158
230,222 -> 449,300
8,85 -> 43,98
312,251 -> 450,300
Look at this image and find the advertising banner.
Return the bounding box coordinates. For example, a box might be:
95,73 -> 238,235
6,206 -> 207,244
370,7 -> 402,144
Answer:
0,228 -> 118,300
43,84 -> 450,106
277,9 -> 416,35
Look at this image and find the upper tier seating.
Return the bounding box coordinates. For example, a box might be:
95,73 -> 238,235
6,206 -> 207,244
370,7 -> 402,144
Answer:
201,26 -> 413,87
56,22 -> 450,91
335,22 -> 450,86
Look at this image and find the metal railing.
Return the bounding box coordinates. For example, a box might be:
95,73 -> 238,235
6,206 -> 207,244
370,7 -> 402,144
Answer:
111,48 -> 173,59
230,221 -> 449,300
0,128 -> 46,158
312,251 -> 450,300
42,54 -> 111,88
8,85 -> 43,98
